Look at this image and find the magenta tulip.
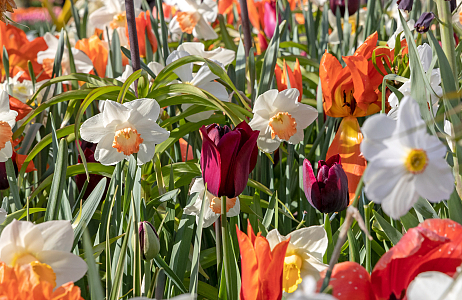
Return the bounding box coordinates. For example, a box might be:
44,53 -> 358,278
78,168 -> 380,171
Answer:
303,154 -> 349,213
200,121 -> 259,198
264,1 -> 277,39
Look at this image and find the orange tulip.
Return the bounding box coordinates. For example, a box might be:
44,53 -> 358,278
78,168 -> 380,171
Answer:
320,32 -> 391,202
236,221 -> 290,300
75,34 -> 108,77
125,11 -> 158,58
219,0 -> 266,32
0,22 -> 49,81
275,58 -> 303,102
9,95 -> 32,121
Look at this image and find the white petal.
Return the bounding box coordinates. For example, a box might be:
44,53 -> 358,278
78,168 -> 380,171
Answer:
253,89 -> 278,114
273,89 -> 300,112
192,17 -> 218,40
407,271 -> 453,300
137,122 -> 170,143
102,100 -> 130,126
0,142 -> 13,162
36,221 -> 74,252
196,81 -> 229,102
80,113 -> 112,143
71,48 -> 95,74
266,229 -> 285,249
88,8 -> 116,29
0,220 -> 44,257
167,50 -> 193,82
417,43 -> 433,72
94,133 -> 126,165
178,42 -> 235,66
38,250 -> 88,287
379,173 -> 419,219
182,103 -> 214,123
227,197 -> 240,217
360,114 -> 396,160
136,141 -> 156,165
416,158 -> 454,202
395,96 -> 427,149
198,0 -> 218,22
147,61 -> 164,77
289,226 -> 328,260
248,113 -> 270,133
190,65 -> 219,87
257,131 -> 281,153
126,98 -> 161,122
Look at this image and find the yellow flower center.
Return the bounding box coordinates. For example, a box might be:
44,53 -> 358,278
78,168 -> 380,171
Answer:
110,12 -> 126,29
112,127 -> 144,156
30,261 -> 56,288
268,112 -> 297,141
177,11 -> 200,34
209,196 -> 237,214
0,121 -> 12,151
283,254 -> 303,293
405,149 -> 428,174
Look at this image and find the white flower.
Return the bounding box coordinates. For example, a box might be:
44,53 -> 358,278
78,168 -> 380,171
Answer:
266,226 -> 328,293
0,219 -> 88,287
183,178 -> 240,228
387,19 -> 415,49
80,98 -> 170,166
361,96 -> 454,219
249,89 -> 318,153
0,208 -> 6,224
37,33 -> 94,76
177,42 -> 235,66
387,43 -> 442,120
407,271 -> 462,300
150,50 -> 229,123
0,90 -> 17,162
328,10 -> 367,49
287,276 -> 338,300
168,0 -> 218,40
88,0 -> 141,31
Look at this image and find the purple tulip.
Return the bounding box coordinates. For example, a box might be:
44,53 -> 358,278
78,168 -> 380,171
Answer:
303,154 -> 349,213
330,0 -> 360,16
415,12 -> 435,33
264,1 -> 277,39
200,121 -> 259,198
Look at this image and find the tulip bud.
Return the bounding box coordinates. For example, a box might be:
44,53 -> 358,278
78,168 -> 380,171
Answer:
397,0 -> 413,12
303,154 -> 349,213
330,0 -> 360,16
137,70 -> 150,98
138,221 -> 160,261
415,12 -> 435,33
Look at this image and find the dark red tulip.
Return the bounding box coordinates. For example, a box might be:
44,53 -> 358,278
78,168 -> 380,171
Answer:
75,141 -> 108,199
330,0 -> 360,16
200,121 -> 259,198
415,12 -> 435,33
303,154 -> 349,213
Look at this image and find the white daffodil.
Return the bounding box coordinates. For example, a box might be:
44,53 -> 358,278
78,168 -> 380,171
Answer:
387,43 -> 442,119
0,90 -> 17,162
361,96 -> 454,219
177,42 -> 236,66
287,276 -> 338,300
37,33 -> 94,77
88,0 -> 141,31
149,50 -> 229,123
0,219 -> 87,287
249,89 -> 318,153
1,72 -> 52,103
386,18 -> 415,49
80,98 -> 170,166
407,271 -> 462,300
0,208 -> 6,224
266,226 -> 328,293
169,0 -> 218,40
183,178 -> 240,228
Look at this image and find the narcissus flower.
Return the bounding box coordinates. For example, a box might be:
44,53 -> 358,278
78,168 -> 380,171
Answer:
275,59 -> 303,102
361,96 -> 453,219
0,261 -> 84,299
0,90 -> 17,162
266,226 -> 328,293
249,89 -> 318,153
288,276 -> 337,300
169,0 -> 218,40
177,42 -> 236,66
88,0 -> 141,31
236,221 -> 290,300
317,219 -> 462,300
80,99 -> 170,166
75,34 -> 109,77
407,271 -> 462,300
303,155 -> 349,213
0,220 -> 87,287
200,121 -> 258,198
184,177 -> 240,227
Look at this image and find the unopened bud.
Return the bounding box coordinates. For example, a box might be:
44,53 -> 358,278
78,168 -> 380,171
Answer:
137,70 -> 150,98
415,12 -> 435,33
138,221 -> 160,261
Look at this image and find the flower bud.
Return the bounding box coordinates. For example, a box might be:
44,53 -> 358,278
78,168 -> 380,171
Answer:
303,154 -> 349,213
138,221 -> 160,261
397,0 -> 414,12
415,12 -> 435,33
137,70 -> 150,98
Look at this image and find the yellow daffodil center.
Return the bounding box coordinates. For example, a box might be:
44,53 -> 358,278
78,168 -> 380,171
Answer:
30,261 -> 56,288
405,148 -> 428,174
177,11 -> 200,34
209,196 -> 237,214
269,112 -> 297,140
112,127 -> 143,156
283,254 -> 303,293
13,85 -> 28,95
0,121 -> 12,150
11,252 -> 38,267
110,12 -> 126,29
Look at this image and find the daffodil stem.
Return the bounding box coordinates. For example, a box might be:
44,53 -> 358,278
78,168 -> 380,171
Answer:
238,0 -> 252,56
436,0 -> 458,81
125,0 -> 141,96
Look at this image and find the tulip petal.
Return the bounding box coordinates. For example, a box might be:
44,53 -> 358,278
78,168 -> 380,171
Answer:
236,225 -> 260,300
261,237 -> 290,300
200,126 -> 222,197
216,130 -> 241,197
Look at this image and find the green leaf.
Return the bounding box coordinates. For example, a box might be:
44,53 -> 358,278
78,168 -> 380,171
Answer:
448,190 -> 462,225
83,230 -> 104,300
373,211 -> 402,245
153,254 -> 188,294
400,211 -> 419,230
45,139 -> 68,221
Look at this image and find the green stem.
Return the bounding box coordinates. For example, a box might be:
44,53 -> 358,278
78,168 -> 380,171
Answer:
436,0 -> 458,81
221,196 -> 230,299
364,203 -> 372,273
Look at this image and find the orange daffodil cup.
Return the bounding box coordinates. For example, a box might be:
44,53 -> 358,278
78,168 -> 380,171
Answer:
320,31 -> 391,202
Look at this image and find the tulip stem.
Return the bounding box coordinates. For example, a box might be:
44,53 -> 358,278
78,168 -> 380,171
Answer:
238,0 -> 252,56
125,0 -> 141,96
215,218 -> 222,275
221,196 -> 231,299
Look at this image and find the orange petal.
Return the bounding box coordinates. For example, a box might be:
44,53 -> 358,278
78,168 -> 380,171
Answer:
319,51 -> 344,115
294,58 -> 303,102
13,152 -> 36,173
326,117 -> 366,204
247,0 -> 261,30
237,224 -> 260,300
9,96 -> 31,121
261,237 -> 290,300
179,138 -> 194,161
354,31 -> 378,59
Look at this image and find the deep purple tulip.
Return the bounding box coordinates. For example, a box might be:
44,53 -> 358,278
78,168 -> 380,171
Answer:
200,121 -> 259,198
415,12 -> 435,33
0,163 -> 8,190
303,154 -> 349,213
330,0 -> 360,16
397,0 -> 413,12
264,1 -> 277,39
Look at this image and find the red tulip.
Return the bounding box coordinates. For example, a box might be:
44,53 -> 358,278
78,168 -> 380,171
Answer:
303,154 -> 349,213
236,221 -> 290,300
200,121 -> 259,198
